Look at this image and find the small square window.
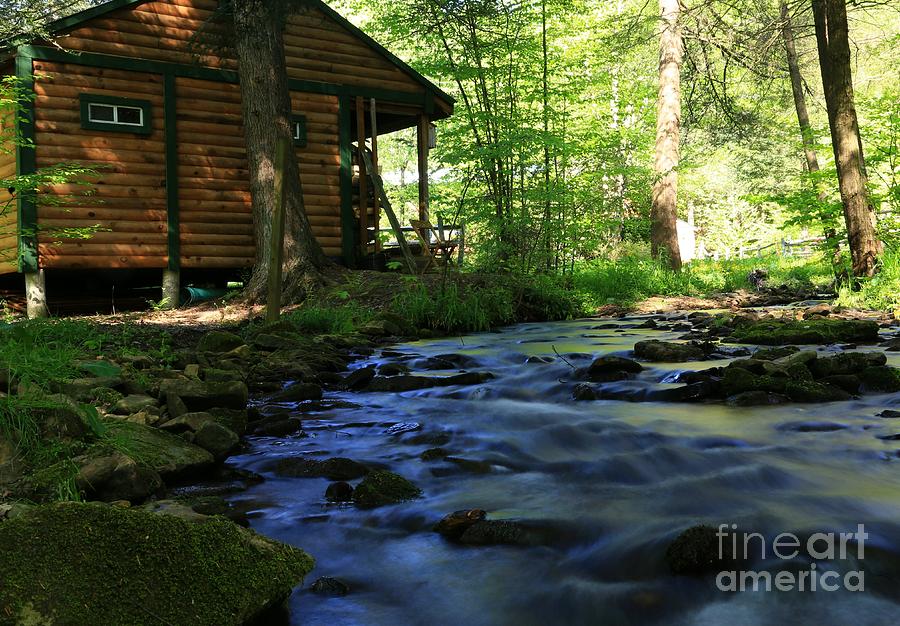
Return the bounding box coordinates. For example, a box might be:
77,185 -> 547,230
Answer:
88,103 -> 115,122
80,94 -> 152,134
116,106 -> 143,126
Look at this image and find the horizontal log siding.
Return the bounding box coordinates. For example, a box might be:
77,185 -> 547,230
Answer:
176,77 -> 343,264
33,61 -> 169,269
0,140 -> 16,273
175,76 -> 251,268
56,1 -> 426,95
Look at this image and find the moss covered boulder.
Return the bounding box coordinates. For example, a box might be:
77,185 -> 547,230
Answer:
106,421 -> 214,481
0,502 -> 313,625
352,470 -> 421,508
732,319 -> 880,346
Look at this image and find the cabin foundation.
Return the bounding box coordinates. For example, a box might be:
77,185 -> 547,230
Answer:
25,270 -> 48,319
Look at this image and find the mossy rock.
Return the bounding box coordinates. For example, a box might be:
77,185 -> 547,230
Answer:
721,367 -> 849,403
0,502 -> 313,625
859,366 -> 900,393
105,421 -> 214,481
732,319 -> 880,346
352,470 -> 421,508
197,330 -> 246,354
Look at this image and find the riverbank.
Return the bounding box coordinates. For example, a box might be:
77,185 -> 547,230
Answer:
2,267 -> 899,623
0,271 -> 578,624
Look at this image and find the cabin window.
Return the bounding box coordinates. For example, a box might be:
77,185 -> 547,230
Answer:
292,115 -> 307,147
80,94 -> 152,135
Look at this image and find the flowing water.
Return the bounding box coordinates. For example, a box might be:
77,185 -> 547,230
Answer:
226,316 -> 900,625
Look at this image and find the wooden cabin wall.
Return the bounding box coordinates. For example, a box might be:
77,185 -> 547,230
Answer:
175,77 -> 253,268
32,60 -> 169,269
58,0 -> 426,95
0,143 -> 17,274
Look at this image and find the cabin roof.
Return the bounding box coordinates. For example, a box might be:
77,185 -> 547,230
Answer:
8,0 -> 455,107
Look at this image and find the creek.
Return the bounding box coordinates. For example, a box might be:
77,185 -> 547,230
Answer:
226,315 -> 900,625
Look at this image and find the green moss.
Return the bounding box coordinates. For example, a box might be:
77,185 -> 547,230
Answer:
0,502 -> 313,625
103,421 -> 213,479
732,319 -> 880,345
352,470 -> 421,508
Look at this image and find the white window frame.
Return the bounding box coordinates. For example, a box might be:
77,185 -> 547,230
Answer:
87,102 -> 145,128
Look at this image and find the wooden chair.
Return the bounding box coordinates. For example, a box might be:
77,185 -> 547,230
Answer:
410,219 -> 458,272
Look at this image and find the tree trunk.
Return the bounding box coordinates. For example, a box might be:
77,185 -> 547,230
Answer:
650,0 -> 683,270
811,0 -> 879,278
780,0 -> 821,177
231,0 -> 328,302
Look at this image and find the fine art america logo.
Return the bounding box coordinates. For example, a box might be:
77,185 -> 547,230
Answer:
715,524 -> 867,592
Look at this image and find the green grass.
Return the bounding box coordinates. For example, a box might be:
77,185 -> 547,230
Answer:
573,255 -> 834,309
834,248 -> 900,312
285,302 -> 375,335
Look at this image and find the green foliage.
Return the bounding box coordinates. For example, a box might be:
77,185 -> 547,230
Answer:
573,255 -> 833,308
286,302 -> 374,335
835,248 -> 900,312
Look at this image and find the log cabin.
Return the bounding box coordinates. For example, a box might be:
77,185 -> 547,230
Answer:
0,0 -> 453,316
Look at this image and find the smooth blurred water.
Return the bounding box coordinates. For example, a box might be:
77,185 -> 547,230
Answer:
227,316 -> 900,625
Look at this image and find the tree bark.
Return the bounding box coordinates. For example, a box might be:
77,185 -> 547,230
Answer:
231,0 -> 328,302
811,0 -> 879,277
651,0 -> 683,270
780,1 -> 821,177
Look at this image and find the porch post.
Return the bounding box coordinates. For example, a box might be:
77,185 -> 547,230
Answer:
416,114 -> 430,222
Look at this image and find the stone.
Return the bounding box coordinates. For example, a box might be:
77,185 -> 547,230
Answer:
665,525 -> 738,576
54,377 -> 124,402
802,303 -> 832,318
809,351 -> 887,378
160,411 -> 216,433
104,422 -> 214,481
225,345 -> 253,360
377,362 -> 410,376
0,502 -> 314,625
31,394 -> 88,440
111,394 -> 158,416
359,319 -> 401,337
203,368 -> 244,383
251,418 -> 302,437
269,382 -> 323,403
583,355 -> 643,381
194,422 -> 239,460
75,452 -> 162,503
877,410 -> 900,418
207,408 -> 249,436
859,366 -> 900,393
310,576 -> 350,596
352,470 -> 421,508
159,379 -> 248,412
420,447 -> 450,461
456,520 -> 545,546
774,350 -> 818,368
572,383 -> 598,401
732,319 -> 880,345
184,364 -> 201,379
443,457 -> 492,474
434,509 -> 486,540
324,481 -> 353,502
633,340 -> 707,362
819,374 -> 861,394
274,457 -> 369,481
197,330 -> 245,354
726,391 -> 791,406
342,367 -> 376,390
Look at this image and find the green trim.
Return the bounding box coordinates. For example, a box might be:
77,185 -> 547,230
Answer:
79,93 -> 153,135
308,0 -> 455,106
338,97 -> 355,265
291,114 -> 307,148
21,46 -> 439,111
163,73 -> 179,271
14,52 -> 37,274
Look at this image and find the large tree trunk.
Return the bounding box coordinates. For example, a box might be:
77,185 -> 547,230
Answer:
232,0 -> 328,301
650,0 -> 683,270
780,1 -> 821,177
811,0 -> 879,278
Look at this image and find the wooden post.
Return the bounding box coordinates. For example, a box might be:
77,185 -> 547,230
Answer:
162,269 -> 180,309
369,98 -> 380,251
24,270 -> 48,319
265,137 -> 288,324
416,114 -> 430,221
356,96 -> 368,256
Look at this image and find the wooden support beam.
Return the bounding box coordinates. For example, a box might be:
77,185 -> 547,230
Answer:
416,113 -> 429,221
356,96 -> 368,255
369,97 -> 380,251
